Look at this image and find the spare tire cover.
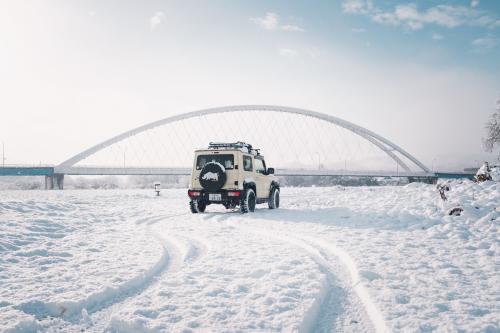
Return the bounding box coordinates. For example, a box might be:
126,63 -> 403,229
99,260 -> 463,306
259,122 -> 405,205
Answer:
199,162 -> 226,192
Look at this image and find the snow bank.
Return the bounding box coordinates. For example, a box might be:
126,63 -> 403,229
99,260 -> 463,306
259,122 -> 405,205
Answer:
0,307 -> 41,333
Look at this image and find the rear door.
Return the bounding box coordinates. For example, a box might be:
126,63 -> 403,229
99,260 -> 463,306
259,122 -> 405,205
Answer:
242,154 -> 254,188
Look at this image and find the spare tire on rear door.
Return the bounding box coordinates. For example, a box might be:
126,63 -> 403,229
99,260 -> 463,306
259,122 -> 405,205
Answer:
199,162 -> 226,192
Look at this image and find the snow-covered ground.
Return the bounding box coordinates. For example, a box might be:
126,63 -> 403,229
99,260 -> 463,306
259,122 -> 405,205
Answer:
0,181 -> 499,332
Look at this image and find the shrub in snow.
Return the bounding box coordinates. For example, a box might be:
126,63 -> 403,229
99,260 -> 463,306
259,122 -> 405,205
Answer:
475,162 -> 493,182
436,181 -> 465,216
447,207 -> 464,216
436,183 -> 450,201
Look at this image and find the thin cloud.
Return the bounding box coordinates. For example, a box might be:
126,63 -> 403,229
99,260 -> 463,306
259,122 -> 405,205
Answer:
472,35 -> 498,49
250,12 -> 278,30
150,11 -> 165,30
342,1 -> 499,31
471,0 -> 479,8
305,47 -> 321,59
342,0 -> 374,14
281,24 -> 305,32
250,13 -> 304,32
277,48 -> 299,58
351,27 -> 366,33
432,33 -> 444,40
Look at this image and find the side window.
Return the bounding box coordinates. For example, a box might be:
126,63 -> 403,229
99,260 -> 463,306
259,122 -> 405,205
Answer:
243,155 -> 253,171
255,159 -> 265,174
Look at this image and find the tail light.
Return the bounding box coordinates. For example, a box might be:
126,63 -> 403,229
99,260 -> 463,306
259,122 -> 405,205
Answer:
227,191 -> 241,197
188,190 -> 201,198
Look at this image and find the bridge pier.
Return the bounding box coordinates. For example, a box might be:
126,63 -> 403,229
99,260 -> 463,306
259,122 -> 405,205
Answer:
45,173 -> 64,190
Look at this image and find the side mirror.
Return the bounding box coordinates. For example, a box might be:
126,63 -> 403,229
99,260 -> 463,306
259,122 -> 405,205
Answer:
267,168 -> 275,175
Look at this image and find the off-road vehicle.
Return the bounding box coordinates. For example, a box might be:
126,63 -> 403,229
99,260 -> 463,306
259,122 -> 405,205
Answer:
188,142 -> 280,213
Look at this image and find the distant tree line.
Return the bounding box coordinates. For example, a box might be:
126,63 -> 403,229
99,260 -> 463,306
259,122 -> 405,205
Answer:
0,174 -> 407,190
0,175 -> 190,190
277,175 -> 405,187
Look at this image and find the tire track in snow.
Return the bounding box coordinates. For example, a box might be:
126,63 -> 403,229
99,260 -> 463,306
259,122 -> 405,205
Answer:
91,213 -> 209,330
134,212 -> 188,226
303,237 -> 388,333
15,212 -> 202,328
92,234 -> 209,332
232,223 -> 387,333
100,226 -> 210,332
15,233 -> 180,324
182,235 -> 209,264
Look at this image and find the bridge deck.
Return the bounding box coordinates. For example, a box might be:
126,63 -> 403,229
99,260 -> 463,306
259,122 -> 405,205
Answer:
0,167 -> 54,176
0,166 -> 474,181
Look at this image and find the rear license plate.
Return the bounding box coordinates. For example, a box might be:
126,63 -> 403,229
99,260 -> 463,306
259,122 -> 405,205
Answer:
209,193 -> 222,201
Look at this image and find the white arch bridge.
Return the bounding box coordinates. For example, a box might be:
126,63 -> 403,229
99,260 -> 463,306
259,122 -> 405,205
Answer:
43,105 -> 435,188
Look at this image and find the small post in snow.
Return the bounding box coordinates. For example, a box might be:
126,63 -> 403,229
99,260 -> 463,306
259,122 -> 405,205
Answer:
154,183 -> 161,196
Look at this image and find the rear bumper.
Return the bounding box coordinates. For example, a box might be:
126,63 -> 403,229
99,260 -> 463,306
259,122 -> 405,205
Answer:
188,189 -> 242,203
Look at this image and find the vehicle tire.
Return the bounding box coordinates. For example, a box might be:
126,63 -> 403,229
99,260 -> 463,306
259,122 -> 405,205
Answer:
190,200 -> 206,213
240,188 -> 256,213
268,187 -> 280,209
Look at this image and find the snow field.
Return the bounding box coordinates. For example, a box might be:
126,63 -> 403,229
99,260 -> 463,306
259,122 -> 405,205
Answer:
0,191 -> 169,331
264,182 -> 499,332
110,218 -> 325,332
0,181 -> 499,332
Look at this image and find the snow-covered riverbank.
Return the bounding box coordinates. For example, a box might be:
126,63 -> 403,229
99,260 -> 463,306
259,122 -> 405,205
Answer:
1,181 -> 498,332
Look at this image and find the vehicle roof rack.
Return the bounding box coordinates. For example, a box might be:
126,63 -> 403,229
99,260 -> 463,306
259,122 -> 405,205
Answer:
208,142 -> 260,155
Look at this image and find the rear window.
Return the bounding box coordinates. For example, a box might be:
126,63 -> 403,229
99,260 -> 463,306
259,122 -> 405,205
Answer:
196,154 -> 234,170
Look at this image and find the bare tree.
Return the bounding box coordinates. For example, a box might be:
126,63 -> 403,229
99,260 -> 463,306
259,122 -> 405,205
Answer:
484,96 -> 500,156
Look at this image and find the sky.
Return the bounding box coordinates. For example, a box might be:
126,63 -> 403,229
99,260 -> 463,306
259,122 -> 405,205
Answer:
0,0 -> 499,171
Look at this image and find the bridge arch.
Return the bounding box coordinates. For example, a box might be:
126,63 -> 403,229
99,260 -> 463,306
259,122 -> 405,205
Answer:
56,105 -> 429,173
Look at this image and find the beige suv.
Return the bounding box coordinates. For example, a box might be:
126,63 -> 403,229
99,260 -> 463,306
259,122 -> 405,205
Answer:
188,142 -> 280,213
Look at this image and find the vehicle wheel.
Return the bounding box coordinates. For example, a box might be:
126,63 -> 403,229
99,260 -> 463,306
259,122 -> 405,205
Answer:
190,200 -> 206,213
268,187 -> 280,209
240,188 -> 256,213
